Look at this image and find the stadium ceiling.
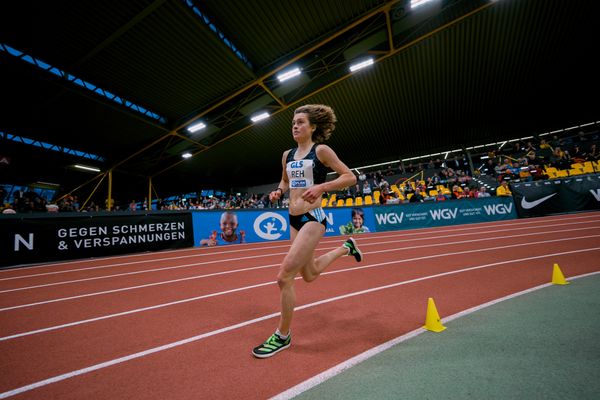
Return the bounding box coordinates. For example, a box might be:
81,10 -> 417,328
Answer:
0,0 -> 598,201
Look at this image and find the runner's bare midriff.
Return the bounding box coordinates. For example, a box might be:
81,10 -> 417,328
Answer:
288,189 -> 320,216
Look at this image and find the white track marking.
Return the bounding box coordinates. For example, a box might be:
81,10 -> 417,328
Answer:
2,241 -> 599,340
271,271 -> 600,400
1,258 -> 598,398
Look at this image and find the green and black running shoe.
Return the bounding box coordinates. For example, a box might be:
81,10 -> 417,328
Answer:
343,237 -> 363,262
252,332 -> 291,358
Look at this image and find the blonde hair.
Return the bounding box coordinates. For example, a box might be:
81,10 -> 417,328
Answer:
294,104 -> 337,143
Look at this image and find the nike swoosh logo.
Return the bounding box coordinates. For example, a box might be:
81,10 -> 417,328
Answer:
521,193 -> 557,209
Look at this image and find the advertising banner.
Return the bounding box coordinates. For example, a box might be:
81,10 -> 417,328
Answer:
193,209 -> 290,246
192,206 -> 378,247
0,213 -> 194,268
373,197 -> 517,231
512,174 -> 600,217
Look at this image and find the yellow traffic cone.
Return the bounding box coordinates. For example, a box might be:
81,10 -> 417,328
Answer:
423,297 -> 446,332
551,263 -> 569,285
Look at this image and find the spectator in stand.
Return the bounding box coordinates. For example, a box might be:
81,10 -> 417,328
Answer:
451,185 -> 465,200
476,186 -> 491,198
387,190 -> 400,204
496,180 -> 512,197
362,181 -> 372,196
435,191 -> 447,201
586,143 -> 598,161
483,159 -> 497,176
462,187 -> 474,199
570,144 -> 586,163
409,188 -> 424,203
524,141 -> 537,155
550,135 -> 564,150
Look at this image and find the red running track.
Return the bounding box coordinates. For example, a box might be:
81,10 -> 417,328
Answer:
1,212 -> 599,399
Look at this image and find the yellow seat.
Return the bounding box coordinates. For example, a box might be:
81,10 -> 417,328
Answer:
429,189 -> 438,197
391,184 -> 399,192
336,199 -> 344,207
568,168 -> 582,176
555,170 -> 568,178
571,163 -> 584,170
373,190 -> 381,204
321,198 -> 328,207
364,195 -> 373,205
327,194 -> 337,207
355,197 -> 363,206
407,193 -> 414,200
582,165 -> 594,174
345,198 -> 353,206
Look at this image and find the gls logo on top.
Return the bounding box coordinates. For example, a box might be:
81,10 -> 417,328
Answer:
254,212 -> 288,240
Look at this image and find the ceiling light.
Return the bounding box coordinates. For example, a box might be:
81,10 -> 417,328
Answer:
411,0 -> 438,9
277,67 -> 301,82
182,152 -> 193,159
251,112 -> 270,122
74,164 -> 100,172
187,122 -> 206,133
349,58 -> 374,72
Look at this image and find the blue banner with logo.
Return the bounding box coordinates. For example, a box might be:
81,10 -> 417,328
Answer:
192,209 -> 290,246
192,206 -> 379,246
372,197 -> 517,231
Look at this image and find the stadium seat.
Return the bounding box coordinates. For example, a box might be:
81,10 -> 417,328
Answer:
555,170 -> 568,178
336,199 -> 345,207
355,196 -> 363,206
328,194 -> 337,207
373,190 -> 381,204
364,195 -> 373,205
345,198 -> 353,206
321,198 -> 328,208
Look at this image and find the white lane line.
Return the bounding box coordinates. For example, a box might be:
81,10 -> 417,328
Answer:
2,239 -> 599,340
2,214 -> 598,279
3,225 -> 599,295
1,253 -> 599,399
271,270 -> 600,400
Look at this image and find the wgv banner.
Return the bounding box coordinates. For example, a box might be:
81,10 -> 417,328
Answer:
373,197 -> 517,231
0,212 -> 194,268
511,174 -> 600,217
192,207 -> 377,246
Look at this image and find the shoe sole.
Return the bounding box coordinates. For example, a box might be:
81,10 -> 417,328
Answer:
348,237 -> 363,262
252,342 -> 291,359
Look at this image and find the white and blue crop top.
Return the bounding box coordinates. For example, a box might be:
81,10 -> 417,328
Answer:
286,144 -> 328,189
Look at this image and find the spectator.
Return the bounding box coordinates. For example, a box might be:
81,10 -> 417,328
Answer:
475,187 -> 491,198
496,181 -> 512,197
362,181 -> 372,196
451,185 -> 464,200
409,188 -> 424,203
